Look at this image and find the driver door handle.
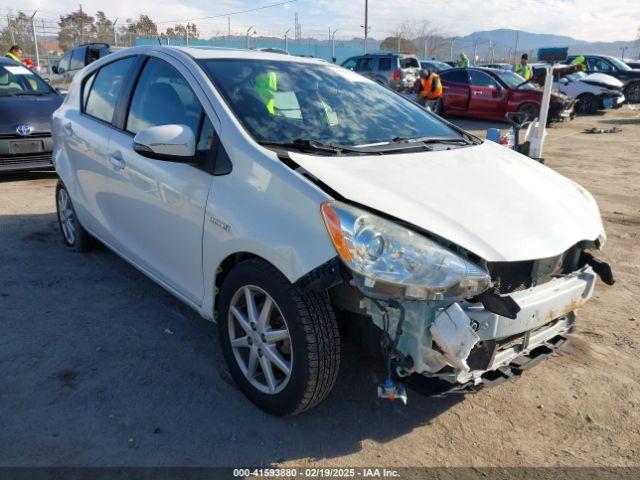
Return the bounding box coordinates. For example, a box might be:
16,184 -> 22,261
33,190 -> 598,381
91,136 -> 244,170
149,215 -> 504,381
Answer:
110,151 -> 125,170
64,123 -> 73,136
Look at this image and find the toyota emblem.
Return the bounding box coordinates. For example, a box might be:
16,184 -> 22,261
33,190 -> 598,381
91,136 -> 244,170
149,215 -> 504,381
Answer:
16,125 -> 33,136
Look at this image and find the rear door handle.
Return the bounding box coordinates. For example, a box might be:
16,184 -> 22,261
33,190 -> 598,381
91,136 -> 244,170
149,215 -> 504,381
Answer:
109,152 -> 125,170
64,123 -> 73,136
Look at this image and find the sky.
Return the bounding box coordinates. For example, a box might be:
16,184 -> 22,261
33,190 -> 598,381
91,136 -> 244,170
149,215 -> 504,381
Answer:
2,0 -> 639,42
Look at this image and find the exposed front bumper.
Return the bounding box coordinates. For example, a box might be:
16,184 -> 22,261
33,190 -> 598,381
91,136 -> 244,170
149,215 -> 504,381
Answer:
365,265 -> 597,389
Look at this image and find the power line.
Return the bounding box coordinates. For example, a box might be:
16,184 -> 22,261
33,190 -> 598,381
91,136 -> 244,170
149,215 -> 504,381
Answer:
156,0 -> 298,25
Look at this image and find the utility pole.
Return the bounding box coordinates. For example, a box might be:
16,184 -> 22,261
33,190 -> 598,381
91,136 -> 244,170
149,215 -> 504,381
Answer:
30,11 -> 40,72
423,37 -> 428,58
113,18 -> 118,47
513,30 -> 519,65
363,0 -> 369,53
246,26 -> 254,49
186,23 -> 190,46
473,42 -> 478,66
228,17 -> 231,41
7,15 -> 15,43
620,46 -> 628,60
489,40 -> 494,63
331,29 -> 338,62
449,38 -> 454,62
284,27 -> 291,52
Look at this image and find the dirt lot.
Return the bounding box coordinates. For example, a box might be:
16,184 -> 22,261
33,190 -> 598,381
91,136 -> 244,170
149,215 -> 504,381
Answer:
1,107 -> 639,468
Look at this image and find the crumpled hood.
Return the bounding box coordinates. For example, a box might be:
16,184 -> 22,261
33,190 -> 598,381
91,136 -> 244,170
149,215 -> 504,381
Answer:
291,141 -> 603,262
0,94 -> 62,134
581,73 -> 624,89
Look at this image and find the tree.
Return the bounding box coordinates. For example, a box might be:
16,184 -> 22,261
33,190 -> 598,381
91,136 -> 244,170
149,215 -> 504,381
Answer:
58,7 -> 97,51
120,15 -> 158,45
1,11 -> 34,56
380,36 -> 416,54
163,23 -> 199,40
95,11 -> 114,44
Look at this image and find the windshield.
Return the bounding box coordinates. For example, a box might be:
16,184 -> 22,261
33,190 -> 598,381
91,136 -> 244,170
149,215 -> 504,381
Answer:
0,64 -> 54,96
608,57 -> 631,71
199,59 -> 461,147
493,70 -> 536,90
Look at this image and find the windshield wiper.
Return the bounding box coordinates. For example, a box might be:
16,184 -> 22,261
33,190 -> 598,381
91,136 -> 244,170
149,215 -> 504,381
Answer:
390,135 -> 475,146
259,138 -> 367,155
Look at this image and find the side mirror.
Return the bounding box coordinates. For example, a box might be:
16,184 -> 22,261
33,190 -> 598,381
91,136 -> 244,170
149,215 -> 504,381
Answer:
56,88 -> 68,96
492,86 -> 502,97
133,124 -> 196,162
560,77 -> 570,85
51,65 -> 58,74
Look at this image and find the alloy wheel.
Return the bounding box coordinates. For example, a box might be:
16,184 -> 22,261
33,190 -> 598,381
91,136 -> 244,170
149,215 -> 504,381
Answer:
227,285 -> 293,395
57,188 -> 76,245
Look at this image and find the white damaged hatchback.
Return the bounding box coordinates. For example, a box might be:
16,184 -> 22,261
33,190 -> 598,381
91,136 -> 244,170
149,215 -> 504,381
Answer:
52,46 -> 614,415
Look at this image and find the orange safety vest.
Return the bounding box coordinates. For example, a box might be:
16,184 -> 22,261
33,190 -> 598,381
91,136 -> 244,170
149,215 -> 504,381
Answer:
419,73 -> 443,100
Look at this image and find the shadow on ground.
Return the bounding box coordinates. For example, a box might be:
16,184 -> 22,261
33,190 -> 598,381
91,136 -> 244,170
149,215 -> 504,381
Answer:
0,170 -> 57,184
0,213 -> 462,466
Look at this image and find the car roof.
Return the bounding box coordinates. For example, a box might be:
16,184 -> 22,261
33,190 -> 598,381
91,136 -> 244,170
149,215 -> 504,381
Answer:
120,45 -> 328,65
0,56 -> 19,64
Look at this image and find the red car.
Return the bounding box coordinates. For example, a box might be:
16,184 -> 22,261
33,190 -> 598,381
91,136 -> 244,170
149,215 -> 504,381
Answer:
434,67 -> 574,122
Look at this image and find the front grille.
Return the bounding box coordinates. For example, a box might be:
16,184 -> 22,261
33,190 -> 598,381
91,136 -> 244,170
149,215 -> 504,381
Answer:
488,245 -> 582,294
0,132 -> 51,140
0,152 -> 53,167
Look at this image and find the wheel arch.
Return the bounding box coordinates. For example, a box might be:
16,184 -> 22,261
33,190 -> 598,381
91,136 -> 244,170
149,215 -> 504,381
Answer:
211,252 -> 343,317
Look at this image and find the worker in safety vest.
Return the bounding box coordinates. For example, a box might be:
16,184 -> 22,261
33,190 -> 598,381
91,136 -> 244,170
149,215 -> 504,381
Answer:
457,52 -> 469,68
255,71 -> 278,115
571,55 -> 586,71
411,69 -> 443,110
515,53 -> 532,80
5,45 -> 23,63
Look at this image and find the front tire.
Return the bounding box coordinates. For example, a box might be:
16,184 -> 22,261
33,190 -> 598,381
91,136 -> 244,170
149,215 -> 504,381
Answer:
56,181 -> 91,252
518,102 -> 540,122
217,259 -> 340,416
576,93 -> 598,114
625,82 -> 640,104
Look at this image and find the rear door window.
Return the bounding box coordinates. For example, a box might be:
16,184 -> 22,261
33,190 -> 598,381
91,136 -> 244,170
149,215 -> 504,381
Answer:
355,58 -> 374,72
84,56 -> 135,123
378,58 -> 392,71
440,70 -> 470,84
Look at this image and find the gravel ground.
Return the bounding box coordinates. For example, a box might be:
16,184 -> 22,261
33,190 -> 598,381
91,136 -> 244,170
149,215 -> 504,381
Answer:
0,107 -> 639,468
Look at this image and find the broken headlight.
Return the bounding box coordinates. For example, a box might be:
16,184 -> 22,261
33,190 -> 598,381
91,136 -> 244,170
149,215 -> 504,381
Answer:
321,202 -> 491,301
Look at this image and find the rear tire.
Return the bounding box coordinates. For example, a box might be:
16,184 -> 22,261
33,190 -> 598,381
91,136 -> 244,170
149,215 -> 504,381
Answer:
217,259 -> 340,416
517,102 -> 540,122
576,93 -> 598,114
56,181 -> 91,252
